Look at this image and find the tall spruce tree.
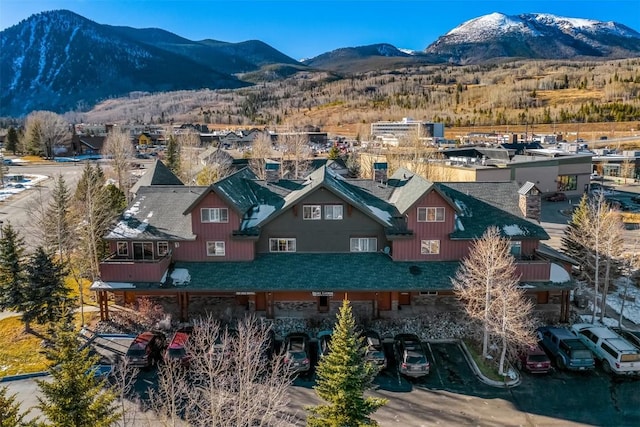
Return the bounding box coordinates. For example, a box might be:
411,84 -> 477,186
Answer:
561,195 -> 590,276
164,134 -> 180,175
43,174 -> 74,260
0,222 -> 27,313
6,126 -> 19,155
36,319 -> 120,427
307,299 -> 386,427
22,247 -> 71,328
74,163 -> 117,279
0,385 -> 36,426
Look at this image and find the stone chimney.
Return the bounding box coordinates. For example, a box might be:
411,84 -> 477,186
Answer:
518,182 -> 541,222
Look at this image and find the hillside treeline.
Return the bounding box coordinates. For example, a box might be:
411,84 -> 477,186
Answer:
66,58 -> 639,136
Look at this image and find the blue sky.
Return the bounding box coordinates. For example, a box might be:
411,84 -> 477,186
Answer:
1,0 -> 639,59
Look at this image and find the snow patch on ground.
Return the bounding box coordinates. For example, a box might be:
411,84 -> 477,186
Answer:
0,174 -> 48,202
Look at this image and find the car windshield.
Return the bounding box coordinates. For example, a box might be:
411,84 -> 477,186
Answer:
528,354 -> 549,363
406,355 -> 426,364
366,336 -> 381,347
127,349 -> 145,357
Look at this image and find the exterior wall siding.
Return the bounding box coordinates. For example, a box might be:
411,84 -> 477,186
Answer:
392,191 -> 457,261
515,261 -> 551,281
177,192 -> 254,261
257,187 -> 389,253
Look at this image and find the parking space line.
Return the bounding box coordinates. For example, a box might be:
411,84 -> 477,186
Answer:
426,342 -> 444,387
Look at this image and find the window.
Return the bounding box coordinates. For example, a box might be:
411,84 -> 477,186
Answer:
419,291 -> 438,296
510,241 -> 522,257
303,205 -> 321,220
350,237 -> 377,252
201,208 -> 228,223
421,240 -> 440,254
324,204 -> 343,220
133,242 -> 153,260
269,238 -> 296,252
556,175 -> 577,191
157,241 -> 169,257
117,241 -> 128,256
206,241 -> 225,256
417,207 -> 445,222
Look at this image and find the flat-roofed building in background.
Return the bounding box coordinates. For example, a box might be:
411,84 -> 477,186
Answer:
371,118 -> 444,139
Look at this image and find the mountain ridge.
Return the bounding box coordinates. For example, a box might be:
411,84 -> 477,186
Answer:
1,10 -> 639,117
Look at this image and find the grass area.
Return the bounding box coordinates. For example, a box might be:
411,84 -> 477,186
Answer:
464,340 -> 505,382
0,311 -> 100,378
0,317 -> 49,378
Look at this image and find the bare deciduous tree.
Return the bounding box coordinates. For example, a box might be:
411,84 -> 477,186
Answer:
280,131 -> 310,179
104,129 -> 135,194
564,194 -> 624,323
250,132 -> 274,180
24,111 -> 71,158
453,227 -> 536,373
177,130 -> 201,186
148,315 -> 295,427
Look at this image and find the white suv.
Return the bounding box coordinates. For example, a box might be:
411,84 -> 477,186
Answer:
571,324 -> 640,376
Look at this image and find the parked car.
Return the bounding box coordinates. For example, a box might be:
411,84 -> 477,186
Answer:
284,332 -> 311,374
517,344 -> 552,374
362,330 -> 387,370
537,326 -> 595,371
571,324 -> 640,376
393,333 -> 430,378
165,328 -> 192,366
611,327 -> 640,350
317,330 -> 332,359
544,192 -> 567,202
126,331 -> 167,368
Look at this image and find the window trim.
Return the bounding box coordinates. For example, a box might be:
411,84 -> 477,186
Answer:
324,204 -> 344,220
302,205 -> 322,220
206,241 -> 226,257
157,241 -> 169,257
116,241 -> 128,256
421,239 -> 440,255
350,237 -> 377,252
201,207 -> 229,223
417,207 -> 445,223
269,238 -> 297,253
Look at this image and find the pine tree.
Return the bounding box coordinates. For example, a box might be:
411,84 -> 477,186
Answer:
561,195 -> 590,273
6,127 -> 19,155
0,385 -> 36,426
22,247 -> 71,328
164,134 -> 180,175
307,299 -> 386,427
43,174 -> 74,260
0,222 -> 27,313
36,319 -> 120,427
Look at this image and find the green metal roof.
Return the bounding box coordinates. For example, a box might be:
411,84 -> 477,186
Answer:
173,253 -> 461,292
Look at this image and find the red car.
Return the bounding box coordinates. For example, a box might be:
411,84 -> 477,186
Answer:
518,345 -> 552,374
165,329 -> 192,366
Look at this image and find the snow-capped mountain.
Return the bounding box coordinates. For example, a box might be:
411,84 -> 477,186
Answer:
425,12 -> 640,64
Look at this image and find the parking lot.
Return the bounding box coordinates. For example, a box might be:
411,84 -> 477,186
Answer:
4,333 -> 640,426
289,339 -> 640,426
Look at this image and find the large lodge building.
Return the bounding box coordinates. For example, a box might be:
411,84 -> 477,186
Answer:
92,160 -> 573,323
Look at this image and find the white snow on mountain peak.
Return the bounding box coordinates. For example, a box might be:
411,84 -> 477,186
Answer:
446,12 -> 538,42
443,12 -> 638,44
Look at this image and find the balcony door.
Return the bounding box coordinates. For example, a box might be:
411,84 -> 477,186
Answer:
133,242 -> 154,260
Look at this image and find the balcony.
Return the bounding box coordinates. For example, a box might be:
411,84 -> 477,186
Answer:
515,260 -> 551,281
99,252 -> 172,283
